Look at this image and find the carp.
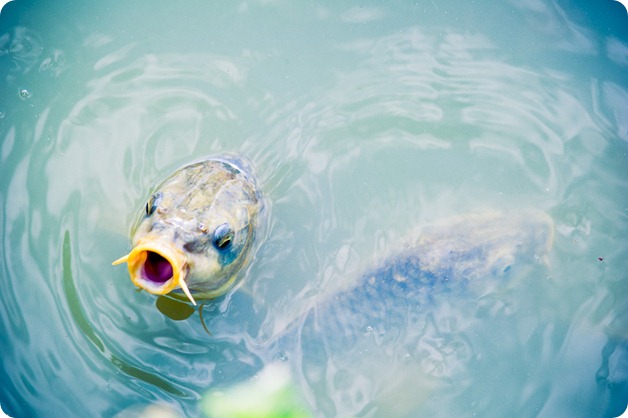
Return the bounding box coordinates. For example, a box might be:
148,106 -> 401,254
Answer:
113,156 -> 263,305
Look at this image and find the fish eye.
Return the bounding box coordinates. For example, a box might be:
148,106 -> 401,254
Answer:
145,192 -> 163,216
493,254 -> 515,276
212,223 -> 234,250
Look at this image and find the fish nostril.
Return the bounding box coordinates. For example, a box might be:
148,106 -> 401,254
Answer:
142,251 -> 173,284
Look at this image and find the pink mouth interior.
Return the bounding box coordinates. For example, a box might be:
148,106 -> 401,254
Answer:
142,251 -> 174,284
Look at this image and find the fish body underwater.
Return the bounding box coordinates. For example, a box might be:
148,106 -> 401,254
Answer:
264,211 -> 553,417
279,211 -> 554,352
113,155 -> 263,305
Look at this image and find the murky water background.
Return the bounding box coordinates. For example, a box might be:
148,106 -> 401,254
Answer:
1,1 -> 627,417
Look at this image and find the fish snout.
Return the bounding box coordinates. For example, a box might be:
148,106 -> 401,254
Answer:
112,239 -> 197,305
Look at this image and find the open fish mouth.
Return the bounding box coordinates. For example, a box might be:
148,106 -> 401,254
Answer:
112,239 -> 197,305
143,252 -> 173,283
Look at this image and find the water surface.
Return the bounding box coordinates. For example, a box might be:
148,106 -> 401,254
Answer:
1,1 -> 627,417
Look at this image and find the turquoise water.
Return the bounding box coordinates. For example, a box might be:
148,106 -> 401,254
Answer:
1,0 -> 627,417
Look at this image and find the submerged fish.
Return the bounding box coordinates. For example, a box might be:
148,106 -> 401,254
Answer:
264,210 -> 554,417
113,156 -> 263,305
282,210 -> 554,352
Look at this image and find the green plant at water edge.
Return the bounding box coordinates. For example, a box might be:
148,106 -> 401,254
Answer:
201,364 -> 313,418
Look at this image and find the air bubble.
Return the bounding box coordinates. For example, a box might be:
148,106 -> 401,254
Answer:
18,89 -> 32,100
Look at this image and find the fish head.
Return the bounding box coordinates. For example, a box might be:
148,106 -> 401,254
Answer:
113,158 -> 262,305
417,210 -> 554,280
480,210 -> 554,277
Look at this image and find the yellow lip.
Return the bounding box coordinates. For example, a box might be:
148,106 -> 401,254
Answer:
112,239 -> 197,305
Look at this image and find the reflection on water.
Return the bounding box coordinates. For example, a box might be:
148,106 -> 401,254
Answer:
62,231 -> 188,397
1,1 -> 627,417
